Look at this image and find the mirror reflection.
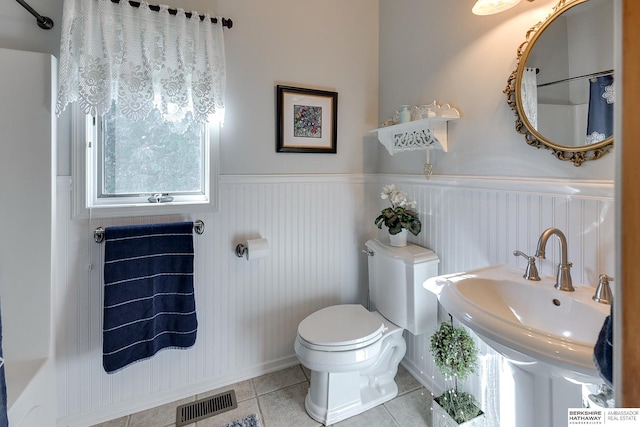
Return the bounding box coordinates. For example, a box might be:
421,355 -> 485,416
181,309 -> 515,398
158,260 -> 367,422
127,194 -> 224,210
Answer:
506,0 -> 615,165
522,0 -> 614,148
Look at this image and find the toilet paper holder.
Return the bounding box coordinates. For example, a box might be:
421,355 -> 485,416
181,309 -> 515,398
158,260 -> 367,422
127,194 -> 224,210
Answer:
235,243 -> 249,258
235,238 -> 269,260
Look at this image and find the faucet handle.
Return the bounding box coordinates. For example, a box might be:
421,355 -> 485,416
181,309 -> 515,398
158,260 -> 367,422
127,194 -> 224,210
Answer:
513,250 -> 541,281
593,274 -> 613,305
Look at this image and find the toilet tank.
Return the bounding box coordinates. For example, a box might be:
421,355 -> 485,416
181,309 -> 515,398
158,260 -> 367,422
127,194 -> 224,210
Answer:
365,239 -> 440,336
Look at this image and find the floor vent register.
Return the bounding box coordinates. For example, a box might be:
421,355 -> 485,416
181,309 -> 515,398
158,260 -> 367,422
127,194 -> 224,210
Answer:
176,389 -> 238,426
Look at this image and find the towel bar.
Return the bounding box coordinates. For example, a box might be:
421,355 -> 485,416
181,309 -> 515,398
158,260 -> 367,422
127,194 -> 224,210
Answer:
94,220 -> 205,243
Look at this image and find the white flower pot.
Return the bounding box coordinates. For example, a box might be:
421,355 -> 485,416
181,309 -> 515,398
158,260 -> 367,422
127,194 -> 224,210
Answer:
432,398 -> 485,427
389,229 -> 408,247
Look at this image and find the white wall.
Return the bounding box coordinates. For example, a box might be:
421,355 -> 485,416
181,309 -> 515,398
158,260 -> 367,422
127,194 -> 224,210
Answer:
0,0 -> 69,174
0,47 -> 54,363
0,47 -> 57,426
0,1 -> 61,56
567,0 -> 614,86
377,0 -> 615,178
538,103 -> 589,146
214,0 -> 379,175
529,14 -> 570,104
107,0 -> 381,175
1,0 -> 379,176
528,1 -> 614,105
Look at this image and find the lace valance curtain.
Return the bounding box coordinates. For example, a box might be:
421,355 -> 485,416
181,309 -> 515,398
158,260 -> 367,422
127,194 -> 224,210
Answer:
56,0 -> 226,123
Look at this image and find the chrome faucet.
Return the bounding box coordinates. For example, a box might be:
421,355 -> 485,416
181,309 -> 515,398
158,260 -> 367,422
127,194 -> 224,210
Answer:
593,274 -> 613,304
535,228 -> 574,292
513,250 -> 540,281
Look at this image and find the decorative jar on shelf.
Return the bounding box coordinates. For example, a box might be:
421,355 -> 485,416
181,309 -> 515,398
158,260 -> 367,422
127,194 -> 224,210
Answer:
399,105 -> 411,123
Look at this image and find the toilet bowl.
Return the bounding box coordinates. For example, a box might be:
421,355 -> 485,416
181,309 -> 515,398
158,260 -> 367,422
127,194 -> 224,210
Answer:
294,239 -> 440,425
295,305 -> 406,425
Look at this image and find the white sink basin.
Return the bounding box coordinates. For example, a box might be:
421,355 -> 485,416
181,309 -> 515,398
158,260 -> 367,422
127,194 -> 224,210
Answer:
425,264 -> 610,383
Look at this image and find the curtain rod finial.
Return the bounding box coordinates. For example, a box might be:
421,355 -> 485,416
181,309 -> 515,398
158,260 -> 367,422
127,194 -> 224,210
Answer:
15,0 -> 54,30
37,16 -> 54,30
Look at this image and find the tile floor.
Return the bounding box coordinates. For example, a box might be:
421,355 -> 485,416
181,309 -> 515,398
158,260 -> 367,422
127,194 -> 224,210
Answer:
91,364 -> 434,427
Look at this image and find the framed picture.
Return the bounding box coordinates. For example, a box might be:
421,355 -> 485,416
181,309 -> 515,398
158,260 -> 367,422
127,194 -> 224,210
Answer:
276,85 -> 338,153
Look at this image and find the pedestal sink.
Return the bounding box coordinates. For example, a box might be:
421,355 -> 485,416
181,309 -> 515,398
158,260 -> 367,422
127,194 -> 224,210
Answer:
425,264 -> 610,427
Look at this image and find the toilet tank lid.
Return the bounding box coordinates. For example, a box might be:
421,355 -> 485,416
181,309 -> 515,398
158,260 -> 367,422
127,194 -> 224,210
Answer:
365,239 -> 440,265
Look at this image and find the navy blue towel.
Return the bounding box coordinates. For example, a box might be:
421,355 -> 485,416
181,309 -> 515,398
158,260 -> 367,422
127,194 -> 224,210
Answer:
593,305 -> 613,387
103,222 -> 197,373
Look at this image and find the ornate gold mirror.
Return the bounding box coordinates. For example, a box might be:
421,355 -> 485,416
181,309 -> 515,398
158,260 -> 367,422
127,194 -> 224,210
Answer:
505,0 -> 614,166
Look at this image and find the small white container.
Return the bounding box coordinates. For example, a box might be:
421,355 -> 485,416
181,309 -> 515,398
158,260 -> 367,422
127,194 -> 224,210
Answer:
399,105 -> 411,123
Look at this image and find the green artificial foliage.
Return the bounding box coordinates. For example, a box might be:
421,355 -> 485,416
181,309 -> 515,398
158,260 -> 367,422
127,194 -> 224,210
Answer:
430,322 -> 478,381
374,206 -> 422,236
430,320 -> 483,425
374,184 -> 422,236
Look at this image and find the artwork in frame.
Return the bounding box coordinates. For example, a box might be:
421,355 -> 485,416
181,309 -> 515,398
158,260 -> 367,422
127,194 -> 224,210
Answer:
276,85 -> 338,153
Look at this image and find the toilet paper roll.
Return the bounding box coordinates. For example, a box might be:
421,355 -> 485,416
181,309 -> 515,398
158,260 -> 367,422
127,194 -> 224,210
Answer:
245,238 -> 269,260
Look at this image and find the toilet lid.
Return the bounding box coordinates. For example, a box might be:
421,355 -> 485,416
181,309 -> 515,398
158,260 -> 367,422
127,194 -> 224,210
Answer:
297,305 -> 385,350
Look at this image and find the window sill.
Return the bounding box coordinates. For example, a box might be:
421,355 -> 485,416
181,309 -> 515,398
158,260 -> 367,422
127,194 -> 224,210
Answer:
73,199 -> 217,219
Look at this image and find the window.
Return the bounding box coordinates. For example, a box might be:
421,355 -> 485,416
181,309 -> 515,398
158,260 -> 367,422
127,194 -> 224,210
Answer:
98,102 -> 206,200
59,1 -> 226,218
72,104 -> 219,218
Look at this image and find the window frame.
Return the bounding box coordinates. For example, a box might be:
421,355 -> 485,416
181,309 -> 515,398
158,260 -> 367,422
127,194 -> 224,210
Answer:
72,104 -> 220,219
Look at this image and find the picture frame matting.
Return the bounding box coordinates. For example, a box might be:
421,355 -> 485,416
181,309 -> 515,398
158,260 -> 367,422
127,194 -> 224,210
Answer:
276,85 -> 338,153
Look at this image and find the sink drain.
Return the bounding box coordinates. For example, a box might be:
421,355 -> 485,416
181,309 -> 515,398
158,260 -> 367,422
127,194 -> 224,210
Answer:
552,299 -> 561,306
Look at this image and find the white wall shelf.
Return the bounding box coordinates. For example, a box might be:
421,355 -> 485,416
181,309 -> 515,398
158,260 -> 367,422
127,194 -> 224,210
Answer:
370,105 -> 460,155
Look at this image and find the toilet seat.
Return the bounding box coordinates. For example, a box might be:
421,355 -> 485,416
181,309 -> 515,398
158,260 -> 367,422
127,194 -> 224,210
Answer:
297,304 -> 386,351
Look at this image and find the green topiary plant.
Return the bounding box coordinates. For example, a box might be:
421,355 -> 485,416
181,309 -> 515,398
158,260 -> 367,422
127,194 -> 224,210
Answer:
430,319 -> 483,425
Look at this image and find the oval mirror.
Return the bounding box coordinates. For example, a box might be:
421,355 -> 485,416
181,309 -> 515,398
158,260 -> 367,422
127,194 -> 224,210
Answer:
505,0 -> 614,166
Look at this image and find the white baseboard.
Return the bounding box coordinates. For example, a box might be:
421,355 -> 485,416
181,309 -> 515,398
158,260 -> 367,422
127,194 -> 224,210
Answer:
400,358 -> 444,399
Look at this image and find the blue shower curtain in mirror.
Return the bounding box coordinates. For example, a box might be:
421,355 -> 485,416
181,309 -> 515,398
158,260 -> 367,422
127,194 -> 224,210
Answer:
0,301 -> 8,427
586,75 -> 614,144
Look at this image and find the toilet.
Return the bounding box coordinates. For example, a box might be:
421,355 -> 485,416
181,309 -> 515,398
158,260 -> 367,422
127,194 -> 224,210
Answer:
294,239 -> 440,425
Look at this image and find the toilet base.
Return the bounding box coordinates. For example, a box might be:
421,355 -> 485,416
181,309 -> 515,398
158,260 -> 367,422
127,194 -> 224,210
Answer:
304,370 -> 399,425
301,326 -> 406,425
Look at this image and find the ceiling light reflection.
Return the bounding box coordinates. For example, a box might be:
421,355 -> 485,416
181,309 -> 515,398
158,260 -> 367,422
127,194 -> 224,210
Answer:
472,0 -> 521,16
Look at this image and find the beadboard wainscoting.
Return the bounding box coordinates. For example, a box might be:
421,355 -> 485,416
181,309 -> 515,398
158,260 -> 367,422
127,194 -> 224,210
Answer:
374,174 -> 614,425
55,175 -> 372,426
54,174 -> 614,426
